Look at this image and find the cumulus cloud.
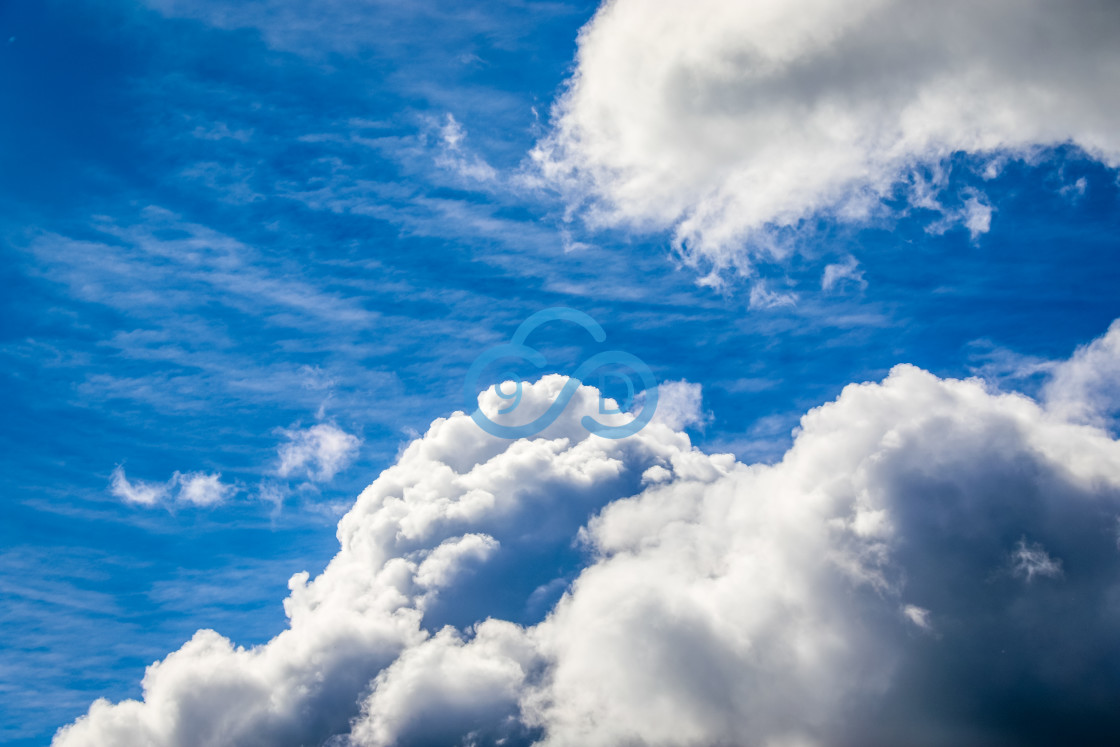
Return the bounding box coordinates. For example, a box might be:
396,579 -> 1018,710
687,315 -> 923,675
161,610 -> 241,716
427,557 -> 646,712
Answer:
277,422 -> 361,483
413,534 -> 500,594
1044,318 -> 1120,428
533,0 -> 1120,274
652,379 -> 709,431
350,621 -> 537,747
67,332 -> 1120,746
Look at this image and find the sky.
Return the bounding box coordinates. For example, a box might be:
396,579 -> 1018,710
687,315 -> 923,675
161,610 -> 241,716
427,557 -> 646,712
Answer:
2,0 -> 1120,745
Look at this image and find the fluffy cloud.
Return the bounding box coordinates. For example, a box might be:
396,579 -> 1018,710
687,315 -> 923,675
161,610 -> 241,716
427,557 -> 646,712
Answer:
534,0 -> 1120,275
174,471 -> 237,507
1044,319 -> 1120,428
277,423 -> 362,483
65,341 -> 1120,746
113,422 -> 360,512
110,467 -> 236,508
650,379 -> 708,431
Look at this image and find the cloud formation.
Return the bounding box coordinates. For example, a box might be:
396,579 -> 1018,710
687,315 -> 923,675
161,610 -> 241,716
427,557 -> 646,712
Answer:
110,466 -> 172,506
110,466 -> 236,508
1044,319 -> 1120,429
66,348 -> 1120,745
277,423 -> 362,483
534,0 -> 1120,275
174,471 -> 237,507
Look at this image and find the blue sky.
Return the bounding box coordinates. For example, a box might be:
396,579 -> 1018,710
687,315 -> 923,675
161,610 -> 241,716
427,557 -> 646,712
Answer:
3,1 -> 1120,745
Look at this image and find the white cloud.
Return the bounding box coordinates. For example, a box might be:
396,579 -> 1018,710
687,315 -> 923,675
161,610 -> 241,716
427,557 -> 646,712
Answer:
902,604 -> 933,633
350,622 -> 536,747
413,534 -> 500,593
821,256 -> 866,293
433,114 -> 499,184
1061,176 -> 1089,201
173,471 -> 236,507
926,191 -> 994,240
1010,538 -> 1064,582
61,380 -> 646,746
63,330 -> 1120,745
110,467 -> 235,508
533,0 -> 1120,274
518,368 -> 1120,746
109,466 -> 171,506
962,195 -> 994,239
748,281 -> 798,310
653,379 -> 708,431
1044,319 -> 1120,428
277,422 -> 361,483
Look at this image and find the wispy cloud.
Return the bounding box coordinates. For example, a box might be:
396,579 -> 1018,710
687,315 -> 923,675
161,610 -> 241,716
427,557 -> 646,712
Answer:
109,466 -> 170,507
431,114 -> 498,184
110,466 -> 236,508
1010,538 -> 1064,582
821,256 -> 867,293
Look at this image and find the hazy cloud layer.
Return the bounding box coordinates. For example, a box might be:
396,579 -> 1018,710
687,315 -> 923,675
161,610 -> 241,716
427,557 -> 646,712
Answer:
534,0 -> 1120,275
59,339 -> 1120,745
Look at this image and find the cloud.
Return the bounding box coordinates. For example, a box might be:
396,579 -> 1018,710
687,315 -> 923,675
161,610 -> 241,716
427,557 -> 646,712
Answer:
533,0 -> 1120,274
1044,319 -> 1120,428
277,423 -> 361,483
748,281 -> 798,309
109,466 -> 171,506
432,114 -> 499,184
1010,538 -> 1064,582
173,471 -> 236,507
519,368 -> 1120,746
1061,176 -> 1089,201
60,380 -> 646,746
413,534 -> 500,594
63,336 -> 1120,745
652,379 -> 708,431
821,255 -> 867,293
901,604 -> 933,633
925,190 -> 994,241
350,621 -> 536,747
110,467 -> 236,508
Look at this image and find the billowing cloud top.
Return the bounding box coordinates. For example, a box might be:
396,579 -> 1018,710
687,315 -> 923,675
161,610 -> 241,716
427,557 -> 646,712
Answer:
54,342 -> 1120,745
533,0 -> 1120,272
